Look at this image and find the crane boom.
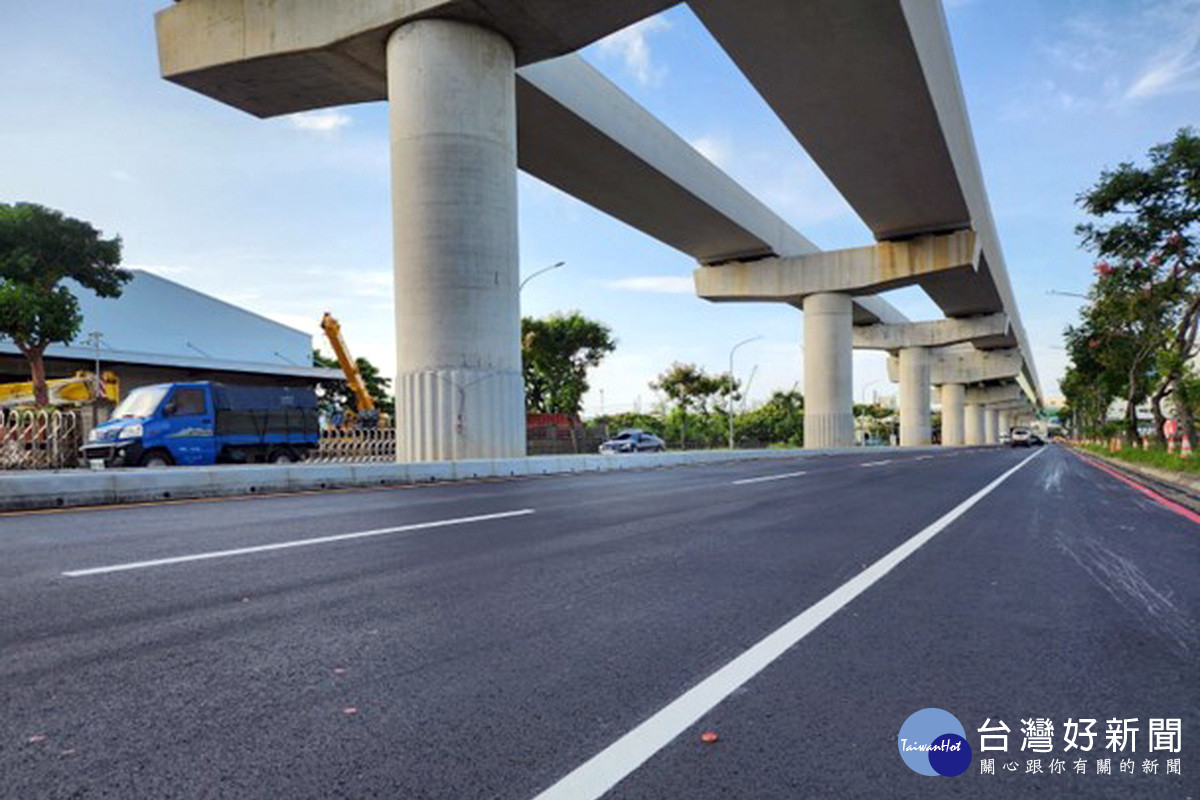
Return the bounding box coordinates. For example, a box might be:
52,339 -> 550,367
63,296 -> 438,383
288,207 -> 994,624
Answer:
0,371 -> 119,409
319,312 -> 376,413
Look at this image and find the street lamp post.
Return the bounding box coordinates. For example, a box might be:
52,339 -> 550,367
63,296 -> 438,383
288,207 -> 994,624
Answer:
1046,289 -> 1088,299
84,331 -> 104,398
857,378 -> 884,445
519,260 -> 566,291
728,335 -> 762,449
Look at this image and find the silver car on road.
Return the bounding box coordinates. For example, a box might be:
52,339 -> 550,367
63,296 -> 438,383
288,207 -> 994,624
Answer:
599,429 -> 666,454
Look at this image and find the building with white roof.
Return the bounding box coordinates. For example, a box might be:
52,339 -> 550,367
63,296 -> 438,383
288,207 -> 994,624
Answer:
0,270 -> 340,396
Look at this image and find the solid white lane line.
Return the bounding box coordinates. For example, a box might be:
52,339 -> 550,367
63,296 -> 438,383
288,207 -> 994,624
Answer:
62,509 -> 536,577
732,470 -> 808,485
861,459 -> 893,467
530,448 -> 1044,800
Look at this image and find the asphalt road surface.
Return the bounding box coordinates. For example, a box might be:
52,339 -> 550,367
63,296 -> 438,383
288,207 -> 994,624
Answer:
2,445 -> 1196,799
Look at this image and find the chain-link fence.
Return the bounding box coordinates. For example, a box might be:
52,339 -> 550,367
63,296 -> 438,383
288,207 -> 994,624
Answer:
1,408 -> 84,470
310,427 -> 396,463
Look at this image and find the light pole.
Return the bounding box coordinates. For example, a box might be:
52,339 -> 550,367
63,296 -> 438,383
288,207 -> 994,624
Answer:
519,260 -> 566,291
83,331 -> 104,398
860,378 -> 884,404
857,378 -> 884,445
728,335 -> 762,449
1046,289 -> 1088,299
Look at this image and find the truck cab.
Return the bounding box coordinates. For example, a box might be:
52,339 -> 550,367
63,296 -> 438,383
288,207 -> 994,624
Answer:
83,382 -> 319,467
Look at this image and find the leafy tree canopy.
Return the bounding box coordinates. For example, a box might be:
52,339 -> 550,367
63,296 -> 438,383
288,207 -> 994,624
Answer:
0,203 -> 127,405
522,312 -> 615,416
312,349 -> 393,414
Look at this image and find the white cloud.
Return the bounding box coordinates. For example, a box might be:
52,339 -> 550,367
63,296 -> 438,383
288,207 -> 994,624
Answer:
604,276 -> 693,294
688,135 -> 732,169
1125,22 -> 1200,99
286,110 -> 353,133
596,16 -> 671,87
1032,1 -> 1200,110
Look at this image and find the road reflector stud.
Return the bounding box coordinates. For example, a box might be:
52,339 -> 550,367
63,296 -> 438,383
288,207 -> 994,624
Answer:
700,730 -> 719,744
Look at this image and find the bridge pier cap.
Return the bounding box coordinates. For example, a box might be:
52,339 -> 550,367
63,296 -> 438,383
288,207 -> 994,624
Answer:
155,1 -> 677,117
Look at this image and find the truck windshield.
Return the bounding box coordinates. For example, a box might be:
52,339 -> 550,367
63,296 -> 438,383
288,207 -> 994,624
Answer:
111,385 -> 169,419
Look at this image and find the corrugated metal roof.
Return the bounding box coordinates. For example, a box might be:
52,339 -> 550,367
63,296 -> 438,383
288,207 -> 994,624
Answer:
0,270 -> 342,380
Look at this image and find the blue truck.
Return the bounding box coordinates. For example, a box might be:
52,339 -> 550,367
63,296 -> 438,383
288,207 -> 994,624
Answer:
82,382 -> 320,467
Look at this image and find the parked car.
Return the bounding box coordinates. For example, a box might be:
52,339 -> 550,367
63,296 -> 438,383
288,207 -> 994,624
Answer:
82,382 -> 319,467
599,429 -> 666,454
1009,427 -> 1032,447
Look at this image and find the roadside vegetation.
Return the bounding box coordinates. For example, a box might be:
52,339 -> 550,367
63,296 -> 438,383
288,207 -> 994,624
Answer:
1078,442 -> 1200,476
0,203 -> 130,406
1061,128 -> 1200,448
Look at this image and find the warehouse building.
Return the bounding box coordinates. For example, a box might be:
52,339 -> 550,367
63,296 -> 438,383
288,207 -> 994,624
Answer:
0,270 -> 340,397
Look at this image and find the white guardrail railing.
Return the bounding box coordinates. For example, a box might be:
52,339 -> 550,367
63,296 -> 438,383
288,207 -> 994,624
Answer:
1,408 -> 84,470
310,427 -> 397,463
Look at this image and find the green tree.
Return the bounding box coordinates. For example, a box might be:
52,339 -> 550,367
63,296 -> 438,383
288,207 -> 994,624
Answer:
312,349 -> 393,415
1075,127 -> 1200,445
738,389 -> 805,446
0,203 -> 128,406
650,362 -> 739,448
1064,266 -> 1171,441
522,312 -> 615,416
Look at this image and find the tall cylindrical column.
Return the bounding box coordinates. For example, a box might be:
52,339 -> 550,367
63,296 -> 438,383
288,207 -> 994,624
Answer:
898,347 -> 931,446
984,408 -> 999,444
803,292 -> 854,448
388,20 -> 525,461
964,402 -> 984,446
998,410 -> 1012,440
940,383 -> 965,446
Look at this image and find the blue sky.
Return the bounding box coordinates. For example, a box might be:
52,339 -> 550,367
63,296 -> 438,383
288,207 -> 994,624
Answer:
2,1 -> 1198,415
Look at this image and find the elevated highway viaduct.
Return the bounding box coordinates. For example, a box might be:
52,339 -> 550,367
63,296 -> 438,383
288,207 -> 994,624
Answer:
155,0 -> 1041,456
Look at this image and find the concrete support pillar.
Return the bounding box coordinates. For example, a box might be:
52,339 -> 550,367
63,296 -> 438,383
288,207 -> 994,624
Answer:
984,408 -> 999,444
898,347 -> 931,446
803,292 -> 854,448
940,383 -> 965,446
998,410 -> 1012,440
964,402 -> 983,446
387,20 -> 525,461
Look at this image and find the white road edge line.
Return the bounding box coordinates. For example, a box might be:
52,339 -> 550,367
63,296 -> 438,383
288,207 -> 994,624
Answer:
530,448 -> 1044,800
62,509 -> 536,577
732,470 -> 808,485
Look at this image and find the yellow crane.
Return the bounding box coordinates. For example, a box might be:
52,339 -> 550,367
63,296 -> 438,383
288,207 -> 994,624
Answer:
0,370 -> 119,409
319,313 -> 377,426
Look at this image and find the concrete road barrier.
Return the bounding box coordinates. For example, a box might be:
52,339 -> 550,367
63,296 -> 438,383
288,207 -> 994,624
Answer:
0,447 -> 945,512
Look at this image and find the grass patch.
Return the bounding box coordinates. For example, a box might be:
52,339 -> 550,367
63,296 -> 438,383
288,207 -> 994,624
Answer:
1079,443 -> 1200,475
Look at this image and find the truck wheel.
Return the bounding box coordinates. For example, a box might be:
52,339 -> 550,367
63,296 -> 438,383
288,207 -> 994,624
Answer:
140,451 -> 172,468
269,449 -> 296,464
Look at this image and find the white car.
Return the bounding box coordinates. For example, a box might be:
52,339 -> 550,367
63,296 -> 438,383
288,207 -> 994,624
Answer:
599,429 -> 666,454
1010,427 -> 1032,447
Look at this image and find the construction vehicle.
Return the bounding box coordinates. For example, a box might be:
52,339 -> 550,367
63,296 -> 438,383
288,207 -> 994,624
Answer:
0,371 -> 119,409
319,312 -> 380,428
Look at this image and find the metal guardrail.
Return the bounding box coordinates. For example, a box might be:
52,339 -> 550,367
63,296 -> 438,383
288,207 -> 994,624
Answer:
0,408 -> 84,470
310,427 -> 396,463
